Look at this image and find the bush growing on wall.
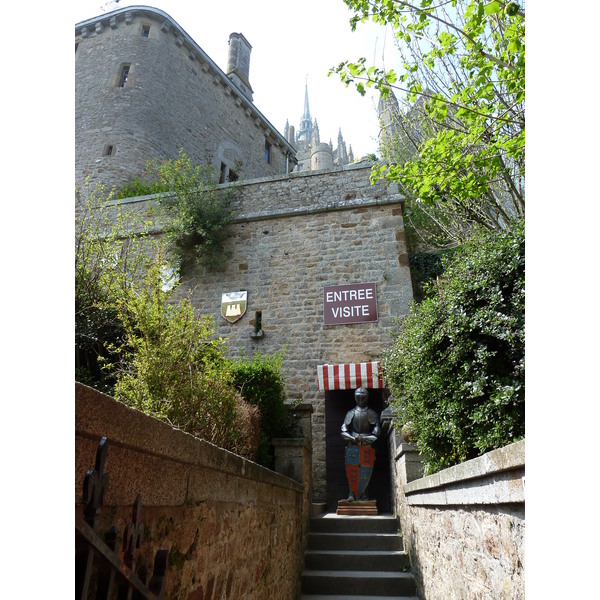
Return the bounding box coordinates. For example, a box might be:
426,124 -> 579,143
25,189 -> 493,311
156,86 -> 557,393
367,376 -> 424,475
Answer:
115,149 -> 235,273
229,350 -> 288,468
383,220 -> 524,474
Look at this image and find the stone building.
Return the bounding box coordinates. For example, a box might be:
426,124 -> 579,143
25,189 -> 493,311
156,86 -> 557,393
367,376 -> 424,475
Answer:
75,6 -> 296,192
283,82 -> 354,173
75,6 -> 414,509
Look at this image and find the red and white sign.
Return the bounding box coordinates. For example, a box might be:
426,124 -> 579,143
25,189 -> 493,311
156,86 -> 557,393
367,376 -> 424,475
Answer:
317,361 -> 383,391
323,282 -> 378,325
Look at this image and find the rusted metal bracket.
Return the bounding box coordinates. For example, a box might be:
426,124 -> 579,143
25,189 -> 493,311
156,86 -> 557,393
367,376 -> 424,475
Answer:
75,436 -> 169,599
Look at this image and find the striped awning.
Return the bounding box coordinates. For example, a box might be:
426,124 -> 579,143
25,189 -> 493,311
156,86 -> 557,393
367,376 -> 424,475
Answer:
317,361 -> 383,391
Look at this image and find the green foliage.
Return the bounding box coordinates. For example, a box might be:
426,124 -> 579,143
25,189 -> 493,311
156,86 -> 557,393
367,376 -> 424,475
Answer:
408,247 -> 458,302
383,220 -> 524,474
332,0 -> 525,248
76,181 -> 259,460
108,255 -> 260,460
146,150 -> 235,272
115,174 -> 171,199
229,349 -> 288,468
75,179 -> 158,394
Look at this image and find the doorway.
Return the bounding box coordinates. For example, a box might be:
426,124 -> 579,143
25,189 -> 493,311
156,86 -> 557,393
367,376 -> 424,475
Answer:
324,389 -> 391,513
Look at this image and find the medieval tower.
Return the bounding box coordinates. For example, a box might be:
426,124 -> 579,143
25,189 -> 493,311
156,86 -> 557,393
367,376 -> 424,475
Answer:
284,81 -> 355,173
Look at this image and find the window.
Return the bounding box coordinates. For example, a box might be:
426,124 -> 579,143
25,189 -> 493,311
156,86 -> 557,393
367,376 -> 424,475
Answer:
141,25 -> 150,38
219,162 -> 227,184
264,140 -> 272,164
104,144 -> 115,156
118,65 -> 130,87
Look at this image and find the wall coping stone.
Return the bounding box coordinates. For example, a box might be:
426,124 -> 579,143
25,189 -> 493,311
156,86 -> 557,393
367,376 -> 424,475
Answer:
403,439 -> 524,506
76,382 -> 303,496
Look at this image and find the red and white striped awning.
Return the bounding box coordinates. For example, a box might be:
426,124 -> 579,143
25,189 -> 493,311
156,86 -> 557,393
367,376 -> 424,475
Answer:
317,361 -> 383,391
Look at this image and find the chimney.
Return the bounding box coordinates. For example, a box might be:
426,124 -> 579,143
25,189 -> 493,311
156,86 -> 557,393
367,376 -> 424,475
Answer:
227,32 -> 253,101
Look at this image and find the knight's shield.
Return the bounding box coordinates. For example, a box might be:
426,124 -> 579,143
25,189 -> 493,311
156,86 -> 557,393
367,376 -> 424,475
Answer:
345,445 -> 375,499
221,291 -> 247,323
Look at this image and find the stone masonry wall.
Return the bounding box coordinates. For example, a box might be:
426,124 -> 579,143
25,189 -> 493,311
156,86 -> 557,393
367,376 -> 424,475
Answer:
76,382 -> 309,600
391,436 -> 525,600
93,164 -> 414,503
75,6 -> 293,192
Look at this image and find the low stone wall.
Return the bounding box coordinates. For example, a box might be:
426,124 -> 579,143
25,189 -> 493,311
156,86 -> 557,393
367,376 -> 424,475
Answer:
391,435 -> 525,600
75,383 -> 310,600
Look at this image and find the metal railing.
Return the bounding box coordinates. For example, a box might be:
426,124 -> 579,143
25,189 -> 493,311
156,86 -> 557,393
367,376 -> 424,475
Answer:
75,436 -> 169,599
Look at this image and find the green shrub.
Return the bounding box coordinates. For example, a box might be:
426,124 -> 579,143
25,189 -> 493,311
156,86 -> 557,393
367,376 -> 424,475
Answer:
383,220 -> 524,474
229,350 -> 288,468
115,174 -> 171,199
108,255 -> 260,460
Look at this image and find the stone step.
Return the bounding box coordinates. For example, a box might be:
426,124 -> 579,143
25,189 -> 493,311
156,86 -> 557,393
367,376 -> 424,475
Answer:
309,515 -> 399,534
307,532 -> 405,552
301,570 -> 417,597
304,549 -> 410,572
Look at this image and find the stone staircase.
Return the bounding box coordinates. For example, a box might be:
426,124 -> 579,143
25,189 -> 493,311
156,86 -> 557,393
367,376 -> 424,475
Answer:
298,514 -> 418,600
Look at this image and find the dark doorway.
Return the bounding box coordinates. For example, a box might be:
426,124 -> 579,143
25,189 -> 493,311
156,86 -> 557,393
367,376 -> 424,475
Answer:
324,389 -> 391,513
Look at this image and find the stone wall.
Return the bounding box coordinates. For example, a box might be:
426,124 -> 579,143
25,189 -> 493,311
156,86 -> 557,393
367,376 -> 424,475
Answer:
75,382 -> 310,600
97,164 -> 413,503
390,435 -> 525,600
75,6 -> 294,192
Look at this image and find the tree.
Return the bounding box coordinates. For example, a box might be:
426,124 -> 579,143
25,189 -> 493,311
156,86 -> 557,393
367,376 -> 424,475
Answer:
382,220 -> 524,473
332,0 -> 525,248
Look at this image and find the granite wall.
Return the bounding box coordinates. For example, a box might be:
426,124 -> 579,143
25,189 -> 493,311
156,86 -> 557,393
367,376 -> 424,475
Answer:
390,434 -> 525,600
90,164 -> 414,503
75,382 -> 310,600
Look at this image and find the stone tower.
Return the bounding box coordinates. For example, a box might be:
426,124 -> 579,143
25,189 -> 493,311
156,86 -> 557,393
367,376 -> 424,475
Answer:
288,81 -> 353,172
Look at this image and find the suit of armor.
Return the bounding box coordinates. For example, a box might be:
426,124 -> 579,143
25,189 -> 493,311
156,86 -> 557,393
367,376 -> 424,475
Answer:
341,387 -> 381,501
342,405 -> 380,445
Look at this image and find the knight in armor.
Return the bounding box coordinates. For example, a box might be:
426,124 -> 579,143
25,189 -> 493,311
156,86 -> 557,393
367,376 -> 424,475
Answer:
341,387 -> 381,501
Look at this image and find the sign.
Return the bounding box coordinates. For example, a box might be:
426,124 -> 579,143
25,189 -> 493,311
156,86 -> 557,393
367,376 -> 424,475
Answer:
221,291 -> 247,323
323,282 -> 378,325
345,445 -> 375,500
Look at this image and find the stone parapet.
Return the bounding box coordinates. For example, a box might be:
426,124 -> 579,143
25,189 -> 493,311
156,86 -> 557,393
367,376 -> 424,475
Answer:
76,382 -> 308,599
403,439 -> 525,506
391,437 -> 525,600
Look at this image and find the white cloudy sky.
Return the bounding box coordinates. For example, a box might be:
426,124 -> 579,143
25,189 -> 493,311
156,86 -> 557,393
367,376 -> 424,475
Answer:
74,0 -> 402,158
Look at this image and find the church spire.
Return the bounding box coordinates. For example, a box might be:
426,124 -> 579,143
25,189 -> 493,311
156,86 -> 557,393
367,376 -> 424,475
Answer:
296,77 -> 314,148
302,77 -> 311,122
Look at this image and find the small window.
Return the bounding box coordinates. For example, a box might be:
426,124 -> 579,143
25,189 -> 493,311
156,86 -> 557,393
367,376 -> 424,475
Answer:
141,25 -> 150,38
118,65 -> 130,87
219,162 -> 227,184
75,41 -> 79,53
228,169 -> 239,182
264,140 -> 272,164
103,144 -> 115,156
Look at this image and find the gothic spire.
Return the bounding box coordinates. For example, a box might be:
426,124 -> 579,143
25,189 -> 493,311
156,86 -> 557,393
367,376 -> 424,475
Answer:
297,77 -> 314,147
302,77 -> 311,122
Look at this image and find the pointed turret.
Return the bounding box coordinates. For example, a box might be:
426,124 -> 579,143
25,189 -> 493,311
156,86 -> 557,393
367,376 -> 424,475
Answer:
296,79 -> 314,149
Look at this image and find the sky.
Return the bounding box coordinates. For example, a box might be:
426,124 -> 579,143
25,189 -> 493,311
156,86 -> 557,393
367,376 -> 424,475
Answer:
73,0 -> 401,159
